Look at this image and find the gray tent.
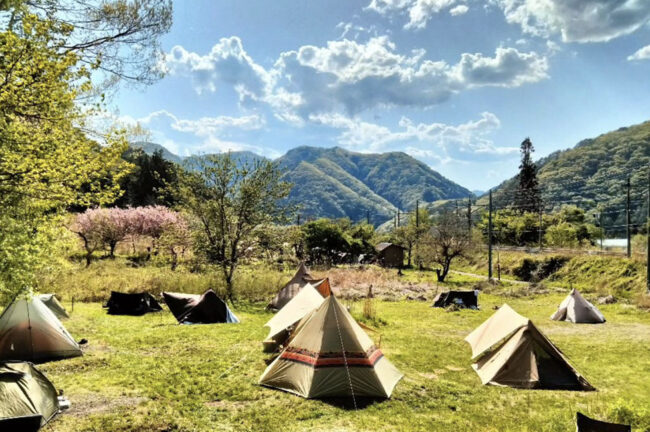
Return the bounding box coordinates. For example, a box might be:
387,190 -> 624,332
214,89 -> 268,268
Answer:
551,289 -> 605,323
0,362 -> 59,428
0,295 -> 82,363
38,294 -> 69,320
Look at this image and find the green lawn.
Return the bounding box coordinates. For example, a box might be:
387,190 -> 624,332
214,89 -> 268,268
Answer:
39,292 -> 650,431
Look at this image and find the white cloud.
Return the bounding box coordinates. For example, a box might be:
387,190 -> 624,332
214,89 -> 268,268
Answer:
366,0 -> 465,29
163,37 -> 548,121
628,44 -> 650,61
161,37 -> 272,102
449,4 -> 469,16
492,0 -> 650,43
310,111 -> 518,162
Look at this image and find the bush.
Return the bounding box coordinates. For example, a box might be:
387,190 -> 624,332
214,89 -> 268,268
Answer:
512,256 -> 568,282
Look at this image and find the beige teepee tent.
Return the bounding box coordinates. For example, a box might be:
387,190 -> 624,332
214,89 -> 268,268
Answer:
268,263 -> 316,310
464,304 -> 594,390
551,289 -> 605,323
263,283 -> 325,352
0,295 -> 81,363
37,294 -> 69,320
259,295 -> 403,399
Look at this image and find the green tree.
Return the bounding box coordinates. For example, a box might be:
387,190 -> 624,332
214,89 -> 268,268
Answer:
392,208 -> 431,267
0,13 -> 132,300
116,148 -> 179,207
514,138 -> 541,213
420,212 -> 472,282
302,219 -> 350,265
178,154 -> 292,301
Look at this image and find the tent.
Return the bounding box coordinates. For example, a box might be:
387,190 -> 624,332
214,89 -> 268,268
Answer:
263,283 -> 325,352
576,412 -> 631,432
104,292 -> 162,316
0,361 -> 59,428
551,289 -> 605,323
0,296 -> 82,363
268,263 -> 318,310
432,290 -> 479,309
37,294 -> 69,320
162,290 -> 239,324
464,304 -> 594,390
259,295 -> 403,399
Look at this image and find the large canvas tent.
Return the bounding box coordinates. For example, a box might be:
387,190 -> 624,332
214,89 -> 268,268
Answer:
576,412 -> 631,432
464,304 -> 594,390
162,290 -> 239,324
268,263 -> 323,310
551,289 -> 605,323
432,290 -> 478,309
259,295 -> 403,399
38,294 -> 69,320
0,361 -> 60,428
0,296 -> 81,363
263,283 -> 325,352
104,292 -> 162,316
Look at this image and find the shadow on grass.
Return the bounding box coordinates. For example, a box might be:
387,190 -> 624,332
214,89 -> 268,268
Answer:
318,396 -> 387,410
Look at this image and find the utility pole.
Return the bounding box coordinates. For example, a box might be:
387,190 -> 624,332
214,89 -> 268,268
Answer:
416,200 -> 419,228
488,189 -> 493,281
297,214 -> 301,226
394,213 -> 397,229
647,168 -> 649,292
366,210 -> 370,225
455,200 -> 459,217
397,210 -> 400,227
467,196 -> 472,233
538,206 -> 543,250
627,177 -> 631,258
599,212 -> 604,251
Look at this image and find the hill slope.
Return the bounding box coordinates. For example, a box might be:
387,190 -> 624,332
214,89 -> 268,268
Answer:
130,143 -> 471,223
484,120 -> 650,226
277,146 -> 471,222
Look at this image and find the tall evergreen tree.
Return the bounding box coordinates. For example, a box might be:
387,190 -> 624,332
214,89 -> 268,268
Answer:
514,138 -> 541,213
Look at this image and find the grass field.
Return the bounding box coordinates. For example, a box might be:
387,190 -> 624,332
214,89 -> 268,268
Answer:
36,279 -> 650,432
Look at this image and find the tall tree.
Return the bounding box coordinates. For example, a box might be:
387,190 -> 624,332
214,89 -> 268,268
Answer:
0,13 -> 132,300
419,212 -> 472,282
4,0 -> 173,92
393,207 -> 431,267
514,137 -> 541,213
178,155 -> 293,301
116,148 -> 179,208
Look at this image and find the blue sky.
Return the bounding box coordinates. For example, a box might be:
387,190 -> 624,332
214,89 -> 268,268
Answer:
112,0 -> 650,191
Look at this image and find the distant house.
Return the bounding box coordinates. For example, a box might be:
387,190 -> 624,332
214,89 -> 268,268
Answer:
375,243 -> 405,268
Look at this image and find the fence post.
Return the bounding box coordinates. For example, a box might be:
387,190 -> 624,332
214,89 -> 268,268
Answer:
488,190 -> 493,281
627,176 -> 631,258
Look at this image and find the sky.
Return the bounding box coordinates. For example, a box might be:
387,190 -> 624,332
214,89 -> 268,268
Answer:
112,0 -> 650,191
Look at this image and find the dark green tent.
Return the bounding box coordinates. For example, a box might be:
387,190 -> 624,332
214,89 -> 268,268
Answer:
0,362 -> 59,428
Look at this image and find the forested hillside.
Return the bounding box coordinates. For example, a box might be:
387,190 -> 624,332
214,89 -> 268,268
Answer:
133,144 -> 471,222
484,120 -> 650,228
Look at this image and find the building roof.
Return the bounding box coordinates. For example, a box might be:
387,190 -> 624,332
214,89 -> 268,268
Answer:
375,242 -> 405,252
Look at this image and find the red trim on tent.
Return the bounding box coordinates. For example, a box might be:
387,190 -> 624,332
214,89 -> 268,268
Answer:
279,346 -> 384,368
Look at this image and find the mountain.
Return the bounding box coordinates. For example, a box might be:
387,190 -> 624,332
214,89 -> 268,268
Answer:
128,143 -> 471,223
483,120 -> 650,226
277,146 -> 471,222
132,142 -> 183,164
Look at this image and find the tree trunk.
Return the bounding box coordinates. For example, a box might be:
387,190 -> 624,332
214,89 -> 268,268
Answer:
407,242 -> 412,267
109,241 -> 117,258
436,263 -> 450,282
170,248 -> 178,271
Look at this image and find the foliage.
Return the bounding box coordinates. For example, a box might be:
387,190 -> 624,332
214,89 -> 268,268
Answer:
115,148 -> 179,208
0,13 -> 133,300
392,207 -> 432,267
6,0 -> 173,91
484,120 -> 650,231
71,206 -> 188,266
178,154 -> 292,301
300,218 -> 376,265
420,212 -> 472,281
514,137 -> 541,213
279,146 -> 470,221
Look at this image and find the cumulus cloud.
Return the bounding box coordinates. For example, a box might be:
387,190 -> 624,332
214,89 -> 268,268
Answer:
309,111 -> 518,162
452,47 -> 548,87
628,45 -> 650,61
366,0 -> 465,29
161,37 -> 272,100
107,110 -> 266,155
492,0 -> 650,43
449,4 -> 469,16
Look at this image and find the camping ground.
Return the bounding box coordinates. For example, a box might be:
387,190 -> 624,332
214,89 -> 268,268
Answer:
32,262 -> 650,432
